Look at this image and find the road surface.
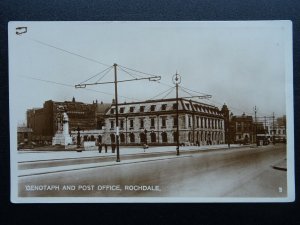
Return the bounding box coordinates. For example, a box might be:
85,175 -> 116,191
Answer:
18,144 -> 287,198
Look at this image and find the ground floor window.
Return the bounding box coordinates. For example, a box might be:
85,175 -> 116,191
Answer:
110,134 -> 115,143
130,133 -> 135,143
161,132 -> 168,143
140,132 -> 146,143
150,132 -> 156,143
173,131 -> 178,143
120,133 -> 125,143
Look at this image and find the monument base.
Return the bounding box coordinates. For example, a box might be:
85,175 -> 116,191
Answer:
52,132 -> 72,146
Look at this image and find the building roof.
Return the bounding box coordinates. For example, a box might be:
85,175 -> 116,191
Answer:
106,98 -> 223,116
96,103 -> 111,114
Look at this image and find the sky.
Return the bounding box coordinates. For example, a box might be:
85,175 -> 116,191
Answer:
8,21 -> 292,124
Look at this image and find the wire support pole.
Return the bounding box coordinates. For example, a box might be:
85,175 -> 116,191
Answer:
176,81 -> 180,156
173,72 -> 181,156
114,63 -> 120,162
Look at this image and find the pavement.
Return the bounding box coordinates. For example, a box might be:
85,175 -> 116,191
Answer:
17,144 -> 263,177
272,158 -> 287,171
18,144 -> 246,162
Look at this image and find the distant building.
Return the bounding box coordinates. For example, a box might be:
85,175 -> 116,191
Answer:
102,98 -> 228,146
229,113 -> 254,144
26,97 -> 111,142
17,126 -> 33,144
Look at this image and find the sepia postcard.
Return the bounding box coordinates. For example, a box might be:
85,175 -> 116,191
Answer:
9,21 -> 294,203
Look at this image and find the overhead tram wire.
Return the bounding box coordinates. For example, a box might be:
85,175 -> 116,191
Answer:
118,64 -> 160,78
148,86 -> 175,100
118,64 -> 174,88
161,86 -> 176,100
118,66 -> 140,80
80,65 -> 114,84
95,66 -> 114,83
179,85 -> 266,116
18,75 -> 142,101
24,36 -> 111,67
180,85 -> 211,97
179,85 -> 194,97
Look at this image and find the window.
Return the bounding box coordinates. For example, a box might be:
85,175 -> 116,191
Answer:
110,120 -> 114,129
150,105 -> 156,111
110,134 -> 115,143
161,104 -> 167,111
173,116 -> 178,127
237,122 -> 242,132
130,119 -> 134,129
110,108 -> 114,114
140,132 -> 146,143
150,118 -> 155,128
140,118 -> 144,128
173,103 -> 178,110
120,133 -> 125,143
130,133 -> 135,143
196,116 -> 199,128
120,107 -> 125,113
161,117 -> 166,128
161,132 -> 168,143
129,107 -> 135,112
185,103 -> 190,110
140,106 -> 145,112
188,116 -> 191,128
120,120 -> 124,129
150,132 -> 156,143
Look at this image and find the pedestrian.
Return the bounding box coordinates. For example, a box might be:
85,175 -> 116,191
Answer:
104,144 -> 108,153
143,143 -> 148,152
98,143 -> 102,153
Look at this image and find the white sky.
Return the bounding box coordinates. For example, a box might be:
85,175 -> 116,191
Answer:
8,21 -> 292,124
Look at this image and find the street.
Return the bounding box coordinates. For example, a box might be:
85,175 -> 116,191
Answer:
18,144 -> 287,198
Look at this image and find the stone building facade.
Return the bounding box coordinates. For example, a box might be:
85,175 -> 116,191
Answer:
26,97 -> 110,142
229,113 -> 254,144
102,98 -> 227,146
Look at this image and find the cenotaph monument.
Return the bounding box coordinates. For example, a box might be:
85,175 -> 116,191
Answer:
52,112 -> 73,146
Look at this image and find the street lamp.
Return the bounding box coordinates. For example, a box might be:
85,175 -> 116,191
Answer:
172,72 -> 181,156
75,126 -> 82,151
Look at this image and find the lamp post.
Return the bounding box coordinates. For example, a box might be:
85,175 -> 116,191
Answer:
173,72 -> 181,156
75,126 -> 82,152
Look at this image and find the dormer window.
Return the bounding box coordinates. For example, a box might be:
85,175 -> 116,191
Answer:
140,106 -> 145,112
185,103 -> 190,110
110,108 -> 114,114
120,107 -> 125,113
150,105 -> 156,111
173,103 -> 178,110
161,104 -> 167,111
129,107 -> 135,113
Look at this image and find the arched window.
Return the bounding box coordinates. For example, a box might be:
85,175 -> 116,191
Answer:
110,134 -> 115,143
84,135 -> 88,141
161,132 -> 168,143
188,132 -> 191,142
120,133 -> 125,143
150,132 -> 156,143
91,135 -> 95,141
130,133 -> 135,143
140,132 -> 146,143
173,131 -> 178,143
